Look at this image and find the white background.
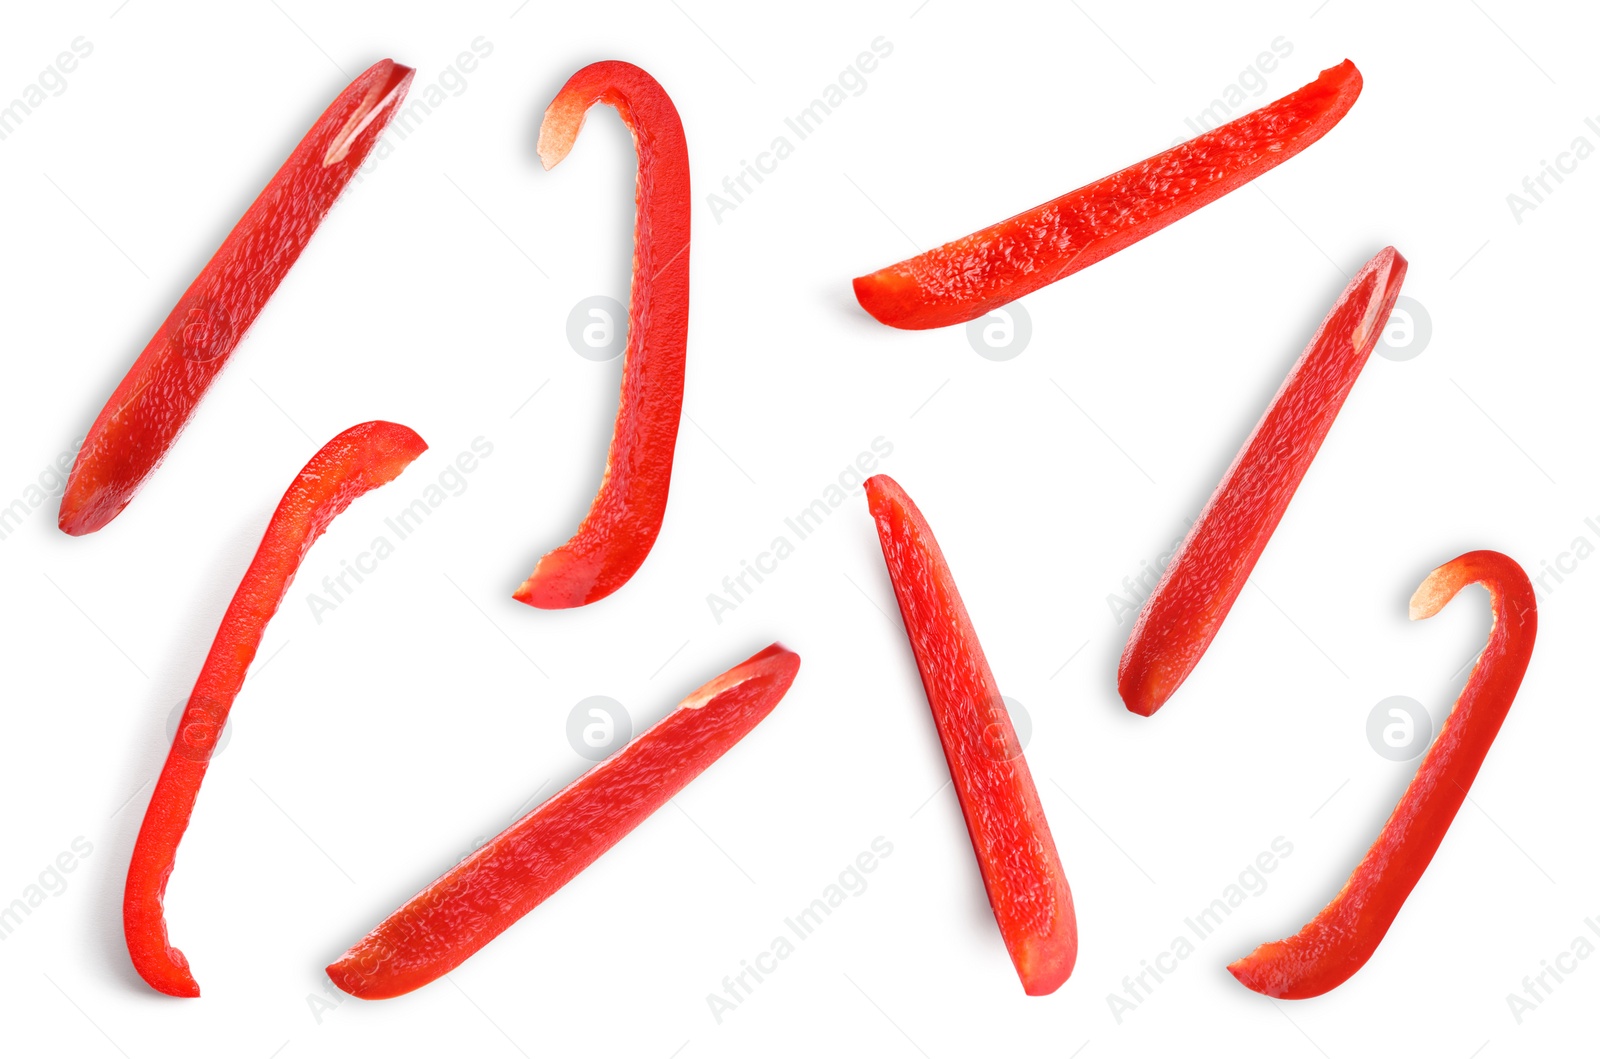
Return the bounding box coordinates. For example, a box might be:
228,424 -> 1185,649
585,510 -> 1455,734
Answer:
0,0 -> 1593,1055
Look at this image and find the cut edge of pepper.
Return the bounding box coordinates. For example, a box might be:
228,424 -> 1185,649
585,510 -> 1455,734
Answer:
680,643 -> 798,709
324,61 -> 415,167
1409,561 -> 1463,621
536,97 -> 590,171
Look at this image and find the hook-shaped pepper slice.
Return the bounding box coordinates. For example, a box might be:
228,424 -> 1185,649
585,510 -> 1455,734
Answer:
515,61 -> 691,608
1229,550 -> 1537,999
326,644 -> 800,999
866,474 -> 1077,995
1119,246 -> 1407,716
59,60 -> 414,536
852,61 -> 1362,330
124,421 -> 427,997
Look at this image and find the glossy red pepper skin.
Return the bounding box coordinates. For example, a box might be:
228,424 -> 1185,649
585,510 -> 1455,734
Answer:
865,475 -> 1076,995
59,60 -> 414,536
123,421 -> 427,997
853,61 -> 1362,330
1119,247 -> 1406,716
515,61 -> 690,609
326,645 -> 798,999
1229,551 -> 1536,998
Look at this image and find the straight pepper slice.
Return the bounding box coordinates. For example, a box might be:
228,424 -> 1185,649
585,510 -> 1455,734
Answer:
1229,551 -> 1537,998
1119,246 -> 1407,716
515,61 -> 690,608
866,475 -> 1076,994
853,61 -> 1362,330
124,421 -> 428,997
327,644 -> 800,1000
60,59 -> 414,536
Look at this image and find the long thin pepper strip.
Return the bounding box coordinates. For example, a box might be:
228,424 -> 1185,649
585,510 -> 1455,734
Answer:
1119,246 -> 1406,716
60,60 -> 414,536
124,422 -> 427,997
327,645 -> 799,999
866,475 -> 1076,995
515,61 -> 690,608
1230,551 -> 1536,998
853,61 -> 1361,330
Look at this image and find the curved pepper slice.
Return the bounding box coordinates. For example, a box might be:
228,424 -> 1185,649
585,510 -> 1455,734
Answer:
59,60 -> 414,536
124,421 -> 427,997
853,60 -> 1362,330
514,61 -> 691,609
1119,246 -> 1406,716
1229,550 -> 1537,998
326,644 -> 799,999
865,475 -> 1076,995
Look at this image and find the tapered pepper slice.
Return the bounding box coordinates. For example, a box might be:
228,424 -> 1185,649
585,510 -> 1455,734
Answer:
1229,551 -> 1536,998
326,645 -> 799,999
514,61 -> 690,609
1119,246 -> 1406,716
59,60 -> 414,536
124,421 -> 427,997
865,475 -> 1076,995
853,61 -> 1362,330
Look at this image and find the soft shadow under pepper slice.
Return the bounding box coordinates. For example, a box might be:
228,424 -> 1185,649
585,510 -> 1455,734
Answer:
866,474 -> 1076,995
59,60 -> 414,537
123,421 -> 427,998
326,645 -> 799,1000
852,61 -> 1362,330
515,60 -> 690,609
1229,550 -> 1537,999
1119,246 -> 1407,717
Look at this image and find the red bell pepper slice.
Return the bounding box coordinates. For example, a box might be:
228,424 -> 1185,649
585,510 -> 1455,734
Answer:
326,644 -> 799,999
124,421 -> 427,997
1229,550 -> 1536,998
514,61 -> 690,609
1119,246 -> 1407,716
865,475 -> 1076,995
852,60 -> 1362,330
59,60 -> 414,536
